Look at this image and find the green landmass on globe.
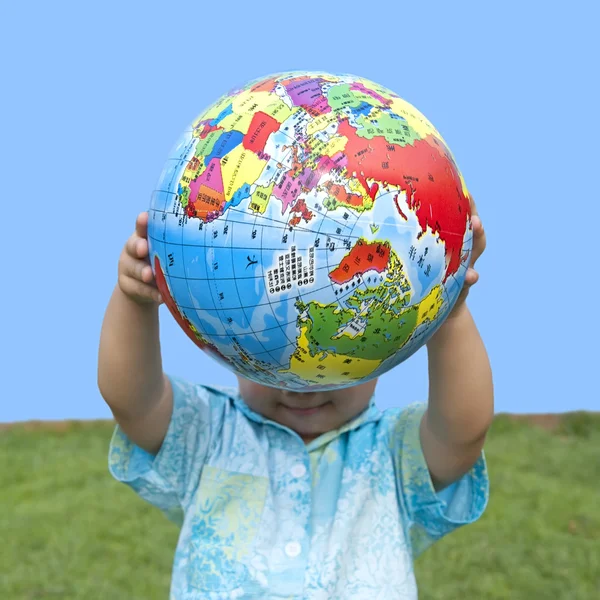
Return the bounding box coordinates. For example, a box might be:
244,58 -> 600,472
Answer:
148,71 -> 473,390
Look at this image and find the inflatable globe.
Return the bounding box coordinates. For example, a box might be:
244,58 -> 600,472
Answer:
148,71 -> 473,391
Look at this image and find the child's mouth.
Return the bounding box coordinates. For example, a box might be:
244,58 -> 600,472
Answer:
284,402 -> 331,416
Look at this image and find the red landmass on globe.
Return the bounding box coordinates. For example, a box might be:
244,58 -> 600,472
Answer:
243,111 -> 280,154
289,198 -> 314,227
194,121 -> 222,139
153,255 -> 231,365
339,119 -> 471,279
329,239 -> 391,285
322,180 -> 364,208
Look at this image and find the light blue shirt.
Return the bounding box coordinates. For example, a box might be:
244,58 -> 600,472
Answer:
109,376 -> 489,599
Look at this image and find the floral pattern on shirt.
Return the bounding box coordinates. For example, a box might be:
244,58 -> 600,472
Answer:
109,376 -> 489,599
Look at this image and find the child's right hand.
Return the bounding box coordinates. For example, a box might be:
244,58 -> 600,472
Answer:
118,211 -> 163,305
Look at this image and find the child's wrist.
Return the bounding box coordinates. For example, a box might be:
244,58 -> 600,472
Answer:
427,302 -> 472,347
446,300 -> 471,322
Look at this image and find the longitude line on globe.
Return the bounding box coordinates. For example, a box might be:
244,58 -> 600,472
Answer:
228,220 -> 289,366
177,199 -> 211,344
258,223 -> 301,351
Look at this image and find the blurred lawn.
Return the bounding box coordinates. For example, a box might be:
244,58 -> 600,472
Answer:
1,414 -> 599,599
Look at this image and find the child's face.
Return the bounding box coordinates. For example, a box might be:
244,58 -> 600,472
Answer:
237,377 -> 378,444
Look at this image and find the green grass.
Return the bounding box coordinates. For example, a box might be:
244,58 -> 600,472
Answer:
1,414 -> 599,599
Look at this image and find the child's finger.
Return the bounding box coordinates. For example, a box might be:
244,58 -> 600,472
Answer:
464,267 -> 479,286
135,212 -> 149,239
119,274 -> 161,304
125,235 -> 149,259
140,263 -> 155,284
125,256 -> 155,284
470,216 -> 486,266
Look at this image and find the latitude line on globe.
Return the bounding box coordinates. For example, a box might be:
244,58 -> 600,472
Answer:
149,203 -> 436,248
206,319 -> 298,336
169,279 -> 339,313
219,341 -> 294,360
147,230 -> 386,255
161,261 -> 333,283
150,201 -> 468,249
147,210 -> 370,245
149,226 -> 471,257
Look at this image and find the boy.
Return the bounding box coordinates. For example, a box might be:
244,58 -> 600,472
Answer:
98,206 -> 493,599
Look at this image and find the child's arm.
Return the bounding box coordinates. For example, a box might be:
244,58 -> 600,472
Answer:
97,212 -> 173,455
420,209 -> 494,490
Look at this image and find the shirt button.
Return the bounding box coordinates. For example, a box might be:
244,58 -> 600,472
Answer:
291,463 -> 307,478
285,541 -> 302,558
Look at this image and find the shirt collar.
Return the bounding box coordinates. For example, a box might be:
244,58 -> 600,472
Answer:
232,393 -> 382,450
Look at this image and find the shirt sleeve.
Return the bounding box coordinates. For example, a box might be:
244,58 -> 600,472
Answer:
107,376 -> 228,525
386,402 -> 489,557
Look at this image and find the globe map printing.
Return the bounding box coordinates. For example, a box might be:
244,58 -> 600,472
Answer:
149,71 -> 473,391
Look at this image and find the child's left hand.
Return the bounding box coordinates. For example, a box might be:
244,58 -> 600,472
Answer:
448,197 -> 486,317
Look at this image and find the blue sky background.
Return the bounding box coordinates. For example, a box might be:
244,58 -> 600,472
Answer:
1,0 -> 598,422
